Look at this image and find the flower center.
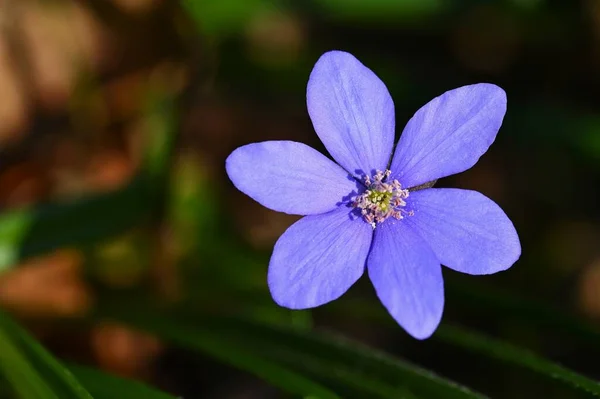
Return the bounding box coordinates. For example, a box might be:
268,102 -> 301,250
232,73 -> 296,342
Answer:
352,170 -> 413,229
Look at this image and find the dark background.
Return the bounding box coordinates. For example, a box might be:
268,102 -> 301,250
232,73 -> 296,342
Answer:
0,0 -> 599,398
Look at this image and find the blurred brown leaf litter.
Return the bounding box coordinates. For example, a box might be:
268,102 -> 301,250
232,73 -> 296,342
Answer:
0,0 -> 177,381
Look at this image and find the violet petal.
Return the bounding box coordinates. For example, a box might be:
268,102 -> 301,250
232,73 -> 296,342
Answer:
368,220 -> 444,339
307,51 -> 395,177
269,206 -> 372,308
226,141 -> 358,215
391,84 -> 506,188
406,188 -> 521,275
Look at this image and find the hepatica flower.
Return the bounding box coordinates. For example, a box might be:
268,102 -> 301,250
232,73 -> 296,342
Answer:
226,51 -> 520,339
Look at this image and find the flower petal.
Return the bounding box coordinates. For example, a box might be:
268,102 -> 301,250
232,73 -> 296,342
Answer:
307,51 -> 395,177
390,84 -> 507,188
226,141 -> 359,215
406,188 -> 520,275
368,220 -> 444,339
268,206 -> 372,309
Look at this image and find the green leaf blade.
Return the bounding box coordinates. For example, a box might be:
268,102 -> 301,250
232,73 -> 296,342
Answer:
96,300 -> 485,399
67,364 -> 176,399
438,325 -> 600,397
0,310 -> 93,399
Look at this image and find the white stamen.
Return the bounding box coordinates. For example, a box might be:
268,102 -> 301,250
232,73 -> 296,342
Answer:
352,169 -> 412,229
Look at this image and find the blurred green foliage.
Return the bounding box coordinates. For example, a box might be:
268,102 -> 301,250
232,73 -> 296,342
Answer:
0,0 -> 599,398
0,308 -> 176,399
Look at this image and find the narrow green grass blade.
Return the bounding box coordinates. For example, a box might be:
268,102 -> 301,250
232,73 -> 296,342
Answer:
0,310 -> 178,398
95,301 -> 485,399
0,310 -> 93,399
331,299 -> 600,397
0,327 -> 60,399
436,325 -> 600,397
446,280 -> 600,349
110,310 -> 342,399
168,327 -> 341,399
67,364 -> 176,399
200,316 -> 484,399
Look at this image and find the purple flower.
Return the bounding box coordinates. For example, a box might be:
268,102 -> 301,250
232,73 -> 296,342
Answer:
225,51 -> 520,339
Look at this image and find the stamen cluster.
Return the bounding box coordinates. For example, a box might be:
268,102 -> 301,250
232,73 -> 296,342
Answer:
352,170 -> 412,229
